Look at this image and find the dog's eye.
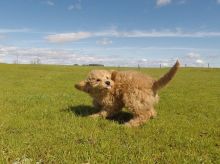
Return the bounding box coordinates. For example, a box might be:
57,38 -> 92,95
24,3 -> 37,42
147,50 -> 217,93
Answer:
106,77 -> 109,79
96,79 -> 101,82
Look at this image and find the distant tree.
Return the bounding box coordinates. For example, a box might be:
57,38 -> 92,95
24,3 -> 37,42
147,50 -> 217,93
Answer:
13,60 -> 18,64
31,58 -> 41,64
88,64 -> 104,66
36,58 -> 41,64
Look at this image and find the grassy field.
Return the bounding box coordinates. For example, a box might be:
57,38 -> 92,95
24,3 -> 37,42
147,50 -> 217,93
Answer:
0,64 -> 219,163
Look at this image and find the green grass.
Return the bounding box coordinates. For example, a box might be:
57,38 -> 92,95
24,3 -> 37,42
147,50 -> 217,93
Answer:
0,64 -> 220,163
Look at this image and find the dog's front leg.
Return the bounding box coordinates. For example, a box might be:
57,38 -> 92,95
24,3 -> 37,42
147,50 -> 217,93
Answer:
89,110 -> 108,118
90,105 -> 117,118
92,99 -> 102,110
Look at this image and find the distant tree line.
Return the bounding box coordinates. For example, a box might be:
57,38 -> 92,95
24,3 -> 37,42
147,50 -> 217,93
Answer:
30,58 -> 41,64
75,64 -> 104,66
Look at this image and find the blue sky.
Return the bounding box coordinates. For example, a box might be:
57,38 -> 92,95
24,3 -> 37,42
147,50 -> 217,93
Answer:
0,0 -> 220,67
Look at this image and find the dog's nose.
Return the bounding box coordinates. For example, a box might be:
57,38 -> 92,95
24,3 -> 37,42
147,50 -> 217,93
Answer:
105,81 -> 110,85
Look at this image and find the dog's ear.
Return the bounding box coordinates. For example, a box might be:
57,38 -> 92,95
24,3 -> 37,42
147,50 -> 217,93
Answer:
110,70 -> 118,81
75,81 -> 86,91
75,80 -> 91,93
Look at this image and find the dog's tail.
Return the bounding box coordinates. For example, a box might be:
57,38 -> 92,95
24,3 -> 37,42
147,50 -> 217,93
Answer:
153,60 -> 180,91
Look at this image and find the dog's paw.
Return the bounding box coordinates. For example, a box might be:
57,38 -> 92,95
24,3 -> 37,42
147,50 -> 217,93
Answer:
89,113 -> 101,118
124,122 -> 140,127
149,110 -> 157,119
124,122 -> 132,127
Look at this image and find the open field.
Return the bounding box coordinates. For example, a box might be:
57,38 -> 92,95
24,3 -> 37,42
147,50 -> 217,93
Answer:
0,64 -> 220,163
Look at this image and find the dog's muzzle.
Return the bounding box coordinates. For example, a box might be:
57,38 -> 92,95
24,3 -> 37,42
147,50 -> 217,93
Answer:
105,81 -> 110,85
104,81 -> 112,89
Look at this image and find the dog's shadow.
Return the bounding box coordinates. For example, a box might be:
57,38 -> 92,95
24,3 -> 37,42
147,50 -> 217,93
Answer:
63,105 -> 133,124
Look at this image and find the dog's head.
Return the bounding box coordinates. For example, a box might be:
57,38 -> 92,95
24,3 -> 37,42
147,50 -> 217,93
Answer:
75,70 -> 118,95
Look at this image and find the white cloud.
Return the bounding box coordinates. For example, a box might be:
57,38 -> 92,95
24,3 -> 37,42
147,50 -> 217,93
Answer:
205,54 -> 220,59
137,58 -> 173,67
184,52 -> 206,66
68,5 -> 75,10
1,44 -> 217,67
137,58 -> 177,67
43,0 -> 54,6
105,30 -> 220,38
45,29 -> 220,43
0,45 -> 180,67
195,59 -> 204,64
161,62 -> 169,67
47,1 -> 54,6
68,0 -> 82,10
96,38 -> 112,46
217,0 -> 220,4
45,32 -> 92,43
140,58 -> 148,62
68,4 -> 81,10
0,28 -> 54,35
0,45 -> 113,65
177,0 -> 186,5
186,52 -> 200,59
156,0 -> 172,7
0,28 -> 30,33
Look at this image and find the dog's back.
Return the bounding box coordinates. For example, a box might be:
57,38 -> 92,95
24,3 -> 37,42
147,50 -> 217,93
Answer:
114,71 -> 155,92
114,61 -> 179,94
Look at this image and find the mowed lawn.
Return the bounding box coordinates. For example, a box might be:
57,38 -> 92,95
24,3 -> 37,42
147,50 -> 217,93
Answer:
0,64 -> 219,163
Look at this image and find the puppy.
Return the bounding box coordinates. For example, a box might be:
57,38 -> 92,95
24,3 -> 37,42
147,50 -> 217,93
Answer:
75,61 -> 180,127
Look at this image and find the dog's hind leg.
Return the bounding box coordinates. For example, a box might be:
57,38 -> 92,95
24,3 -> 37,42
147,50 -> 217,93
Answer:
124,109 -> 155,127
123,91 -> 156,127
